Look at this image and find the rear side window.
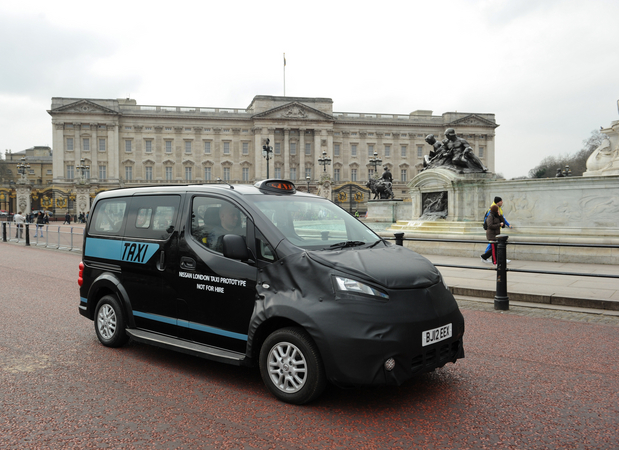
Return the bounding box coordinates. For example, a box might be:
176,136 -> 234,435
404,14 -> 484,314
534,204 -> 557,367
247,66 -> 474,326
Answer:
90,199 -> 128,235
125,195 -> 181,240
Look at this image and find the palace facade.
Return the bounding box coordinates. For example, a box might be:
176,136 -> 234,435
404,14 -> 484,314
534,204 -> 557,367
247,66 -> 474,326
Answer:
42,95 -> 498,215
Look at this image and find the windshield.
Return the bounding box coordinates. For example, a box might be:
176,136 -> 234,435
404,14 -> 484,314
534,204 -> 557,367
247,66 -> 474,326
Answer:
250,196 -> 381,250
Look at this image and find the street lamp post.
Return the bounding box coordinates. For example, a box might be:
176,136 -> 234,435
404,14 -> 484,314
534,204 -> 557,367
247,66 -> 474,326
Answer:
17,157 -> 30,181
318,150 -> 331,172
76,158 -> 90,181
306,176 -> 311,193
262,138 -> 273,179
369,151 -> 382,176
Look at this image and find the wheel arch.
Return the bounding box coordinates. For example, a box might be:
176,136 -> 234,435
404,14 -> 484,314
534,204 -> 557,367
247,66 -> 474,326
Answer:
86,273 -> 135,327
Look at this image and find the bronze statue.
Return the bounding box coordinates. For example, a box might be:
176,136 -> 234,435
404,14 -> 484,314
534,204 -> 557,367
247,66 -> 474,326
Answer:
421,128 -> 488,174
366,168 -> 395,200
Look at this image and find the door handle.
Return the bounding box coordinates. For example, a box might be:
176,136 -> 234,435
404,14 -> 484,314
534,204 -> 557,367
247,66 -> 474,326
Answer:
180,256 -> 196,270
157,251 -> 166,271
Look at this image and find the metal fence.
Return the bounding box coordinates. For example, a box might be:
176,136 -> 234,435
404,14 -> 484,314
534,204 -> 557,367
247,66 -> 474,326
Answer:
390,233 -> 619,310
2,222 -> 83,252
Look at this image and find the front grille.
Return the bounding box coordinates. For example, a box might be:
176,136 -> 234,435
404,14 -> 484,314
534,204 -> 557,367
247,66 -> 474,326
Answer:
411,339 -> 462,374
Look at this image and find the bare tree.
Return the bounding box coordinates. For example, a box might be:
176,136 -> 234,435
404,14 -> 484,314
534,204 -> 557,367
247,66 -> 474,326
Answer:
528,129 -> 605,178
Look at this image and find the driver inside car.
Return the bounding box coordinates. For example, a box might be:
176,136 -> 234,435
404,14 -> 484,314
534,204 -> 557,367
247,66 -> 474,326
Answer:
207,202 -> 244,253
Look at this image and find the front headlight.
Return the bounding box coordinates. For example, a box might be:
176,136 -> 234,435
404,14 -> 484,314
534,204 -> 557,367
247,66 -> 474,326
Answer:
334,276 -> 389,299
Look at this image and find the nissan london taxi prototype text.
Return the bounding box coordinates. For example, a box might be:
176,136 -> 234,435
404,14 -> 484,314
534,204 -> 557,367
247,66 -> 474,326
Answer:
78,179 -> 464,404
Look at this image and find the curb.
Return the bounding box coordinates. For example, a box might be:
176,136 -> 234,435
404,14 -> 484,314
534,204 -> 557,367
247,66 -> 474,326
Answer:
450,286 -> 619,312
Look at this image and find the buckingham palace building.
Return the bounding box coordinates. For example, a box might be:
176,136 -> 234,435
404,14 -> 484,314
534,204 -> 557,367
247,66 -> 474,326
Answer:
46,95 -> 498,214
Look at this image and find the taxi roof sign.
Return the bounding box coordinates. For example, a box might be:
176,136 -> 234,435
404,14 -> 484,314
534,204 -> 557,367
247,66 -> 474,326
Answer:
255,179 -> 297,194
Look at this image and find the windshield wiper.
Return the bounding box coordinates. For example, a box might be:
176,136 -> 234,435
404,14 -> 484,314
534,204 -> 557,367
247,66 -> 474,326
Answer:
324,240 -> 367,250
368,239 -> 385,248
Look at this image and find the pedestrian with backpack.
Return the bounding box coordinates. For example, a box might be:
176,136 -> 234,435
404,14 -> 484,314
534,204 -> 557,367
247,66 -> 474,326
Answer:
481,196 -> 512,264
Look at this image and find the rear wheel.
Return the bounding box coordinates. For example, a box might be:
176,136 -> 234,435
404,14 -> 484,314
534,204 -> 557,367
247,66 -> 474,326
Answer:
259,327 -> 326,404
94,295 -> 129,348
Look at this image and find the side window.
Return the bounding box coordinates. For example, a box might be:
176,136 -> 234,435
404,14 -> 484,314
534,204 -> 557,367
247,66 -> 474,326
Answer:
191,197 -> 247,254
90,199 -> 128,235
255,229 -> 276,262
124,195 -> 180,239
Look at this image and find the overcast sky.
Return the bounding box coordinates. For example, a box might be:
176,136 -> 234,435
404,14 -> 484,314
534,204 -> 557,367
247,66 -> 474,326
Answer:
1,0 -> 617,179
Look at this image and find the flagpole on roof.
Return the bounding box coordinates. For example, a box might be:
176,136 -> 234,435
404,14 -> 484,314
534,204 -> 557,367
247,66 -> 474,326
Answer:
283,53 -> 286,96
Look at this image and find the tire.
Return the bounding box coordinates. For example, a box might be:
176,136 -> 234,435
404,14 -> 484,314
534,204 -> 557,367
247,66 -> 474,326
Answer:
94,295 -> 129,348
259,327 -> 326,405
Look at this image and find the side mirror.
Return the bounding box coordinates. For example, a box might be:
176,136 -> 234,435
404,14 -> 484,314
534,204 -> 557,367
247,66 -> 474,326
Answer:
222,234 -> 250,261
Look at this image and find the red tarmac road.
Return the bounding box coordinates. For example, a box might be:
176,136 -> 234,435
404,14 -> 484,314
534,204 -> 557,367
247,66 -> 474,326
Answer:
1,244 -> 618,449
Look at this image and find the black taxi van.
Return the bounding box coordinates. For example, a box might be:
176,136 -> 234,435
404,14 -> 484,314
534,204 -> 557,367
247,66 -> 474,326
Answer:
78,179 -> 464,404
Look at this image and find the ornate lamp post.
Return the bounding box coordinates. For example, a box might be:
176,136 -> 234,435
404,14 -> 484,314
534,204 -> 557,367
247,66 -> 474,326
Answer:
76,158 -> 90,182
318,150 -> 331,172
369,151 -> 382,176
262,138 -> 273,179
306,176 -> 311,193
17,157 -> 30,181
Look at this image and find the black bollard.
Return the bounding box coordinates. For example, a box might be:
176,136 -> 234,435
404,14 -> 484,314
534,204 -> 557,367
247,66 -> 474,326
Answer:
394,232 -> 404,246
25,224 -> 30,246
2,222 -> 6,242
494,235 -> 509,310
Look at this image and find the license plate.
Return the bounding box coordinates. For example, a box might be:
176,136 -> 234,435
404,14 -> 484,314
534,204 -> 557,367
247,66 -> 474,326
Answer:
422,323 -> 452,347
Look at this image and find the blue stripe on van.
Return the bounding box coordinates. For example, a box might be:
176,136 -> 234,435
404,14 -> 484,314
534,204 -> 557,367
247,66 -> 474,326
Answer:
133,310 -> 248,341
84,238 -> 158,264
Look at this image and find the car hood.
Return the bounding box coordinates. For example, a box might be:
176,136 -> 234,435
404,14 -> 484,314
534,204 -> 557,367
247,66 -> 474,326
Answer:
306,244 -> 441,290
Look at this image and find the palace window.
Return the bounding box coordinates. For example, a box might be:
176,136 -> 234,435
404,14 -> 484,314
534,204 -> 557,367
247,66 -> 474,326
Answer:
145,166 -> 153,180
66,138 -> 74,151
290,143 -> 296,155
417,145 -> 423,158
185,141 -> 192,153
242,142 -> 249,155
145,140 -> 152,153
204,167 -> 211,181
204,141 -> 211,154
290,168 -> 297,180
165,167 -> 173,180
401,169 -> 407,182
83,138 -> 90,151
275,143 -> 281,155
165,141 -> 172,153
305,168 -> 311,179
368,144 -> 374,157
334,144 -> 340,157
185,167 -> 192,181
351,169 -> 357,181
125,166 -> 133,181
242,167 -> 249,181
384,146 -> 390,157
99,165 -> 106,180
401,145 -> 406,157
99,139 -> 106,152
125,140 -> 132,152
66,165 -> 74,179
223,167 -> 230,181
223,142 -> 230,154
479,146 -> 485,158
351,144 -> 357,157
305,143 -> 311,155
334,168 -> 340,182
275,167 -> 282,178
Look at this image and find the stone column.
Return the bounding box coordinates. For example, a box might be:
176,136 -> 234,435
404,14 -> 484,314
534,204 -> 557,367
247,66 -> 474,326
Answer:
283,128 -> 290,179
109,123 -> 120,182
52,123 -> 65,182
314,130 -> 321,177
253,127 -> 263,180
299,128 -> 306,180
268,128 -> 275,178
90,123 -> 98,182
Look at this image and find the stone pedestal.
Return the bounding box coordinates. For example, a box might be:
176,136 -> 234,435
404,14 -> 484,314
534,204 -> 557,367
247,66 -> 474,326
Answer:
75,183 -> 92,216
16,183 -> 32,214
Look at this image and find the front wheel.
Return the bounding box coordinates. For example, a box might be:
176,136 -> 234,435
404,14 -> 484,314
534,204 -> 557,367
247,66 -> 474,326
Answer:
94,295 -> 129,348
259,327 -> 326,405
